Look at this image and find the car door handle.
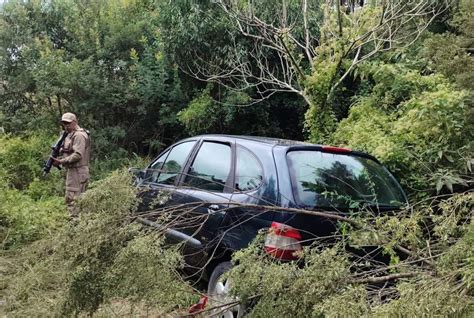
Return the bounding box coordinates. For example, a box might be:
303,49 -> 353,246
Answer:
207,204 -> 220,213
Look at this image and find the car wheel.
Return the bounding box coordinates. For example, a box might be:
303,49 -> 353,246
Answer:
208,261 -> 244,318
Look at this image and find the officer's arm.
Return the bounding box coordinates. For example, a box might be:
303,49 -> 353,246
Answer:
60,133 -> 87,164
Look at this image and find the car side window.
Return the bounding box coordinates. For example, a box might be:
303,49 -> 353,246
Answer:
184,142 -> 231,192
235,146 -> 263,191
147,141 -> 196,185
145,150 -> 170,183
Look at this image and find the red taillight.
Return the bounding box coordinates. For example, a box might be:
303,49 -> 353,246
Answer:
264,222 -> 302,260
321,145 -> 351,153
188,296 -> 208,314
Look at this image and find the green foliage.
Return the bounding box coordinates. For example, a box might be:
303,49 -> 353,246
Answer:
0,133 -> 63,191
304,59 -> 339,142
1,0 -> 311,152
433,192 -> 474,243
178,83 -> 306,138
303,3 -> 432,143
178,85 -> 227,135
350,209 -> 423,253
228,236 -> 352,317
178,84 -> 253,135
104,233 -> 197,311
434,192 -> 474,292
437,223 -> 474,294
0,187 -> 65,249
0,134 -> 67,248
159,0 -> 309,140
91,152 -> 150,182
423,33 -> 474,92
422,0 -> 474,91
373,277 -> 473,317
313,286 -> 369,317
1,170 -> 195,317
0,0 -> 186,155
225,193 -> 474,317
0,1 -> 473,317
332,63 -> 473,195
0,238 -> 66,317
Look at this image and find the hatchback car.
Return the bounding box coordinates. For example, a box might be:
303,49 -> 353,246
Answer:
131,134 -> 407,316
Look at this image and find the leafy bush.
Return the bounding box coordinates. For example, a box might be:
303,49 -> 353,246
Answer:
0,134 -> 65,249
0,134 -> 63,191
229,239 -> 353,317
0,187 -> 65,249
178,83 -> 306,139
422,0 -> 474,92
372,276 -> 472,317
104,233 -> 196,311
331,63 -> 473,197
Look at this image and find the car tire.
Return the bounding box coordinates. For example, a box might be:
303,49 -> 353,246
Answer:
208,261 -> 244,318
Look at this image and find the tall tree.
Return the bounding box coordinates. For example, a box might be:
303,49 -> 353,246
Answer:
178,0 -> 450,141
0,0 -> 186,155
158,0 -> 307,139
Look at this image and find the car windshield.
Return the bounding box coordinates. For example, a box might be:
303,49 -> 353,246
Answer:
287,150 -> 406,210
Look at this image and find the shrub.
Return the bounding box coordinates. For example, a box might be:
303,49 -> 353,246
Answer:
0,133 -> 62,196
0,187 -> 65,249
331,64 -> 473,197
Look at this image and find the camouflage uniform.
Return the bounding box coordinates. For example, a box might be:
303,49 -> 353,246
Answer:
60,127 -> 91,217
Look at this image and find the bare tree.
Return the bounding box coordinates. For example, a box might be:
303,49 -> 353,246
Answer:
185,0 -> 450,106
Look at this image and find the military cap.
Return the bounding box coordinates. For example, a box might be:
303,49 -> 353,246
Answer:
61,112 -> 77,123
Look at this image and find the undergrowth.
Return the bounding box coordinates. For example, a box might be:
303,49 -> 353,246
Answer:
226,192 -> 473,317
1,170 -> 198,317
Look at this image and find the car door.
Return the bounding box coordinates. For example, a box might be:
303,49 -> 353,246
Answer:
223,144 -> 278,251
176,139 -> 234,248
138,139 -> 198,228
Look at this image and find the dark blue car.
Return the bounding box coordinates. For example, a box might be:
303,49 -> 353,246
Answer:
132,134 -> 407,316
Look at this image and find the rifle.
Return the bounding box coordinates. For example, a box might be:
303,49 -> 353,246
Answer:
43,131 -> 68,176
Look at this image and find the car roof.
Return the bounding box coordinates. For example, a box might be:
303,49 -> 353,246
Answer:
184,134 -> 380,163
191,134 -> 313,147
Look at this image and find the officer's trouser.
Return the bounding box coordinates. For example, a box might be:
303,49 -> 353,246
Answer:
65,166 -> 89,217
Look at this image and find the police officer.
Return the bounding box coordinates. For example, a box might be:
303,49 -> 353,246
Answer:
51,112 -> 91,217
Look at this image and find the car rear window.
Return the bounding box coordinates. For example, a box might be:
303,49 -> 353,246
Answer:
287,150 -> 406,209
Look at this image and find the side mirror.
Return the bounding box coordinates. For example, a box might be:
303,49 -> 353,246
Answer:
128,167 -> 145,184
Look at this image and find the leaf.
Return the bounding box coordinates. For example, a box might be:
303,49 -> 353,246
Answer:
349,201 -> 360,209
454,177 -> 468,187
436,179 -> 444,193
446,180 -> 453,193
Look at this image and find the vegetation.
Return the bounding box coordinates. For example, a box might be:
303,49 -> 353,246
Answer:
0,0 -> 472,317
1,171 -> 196,317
